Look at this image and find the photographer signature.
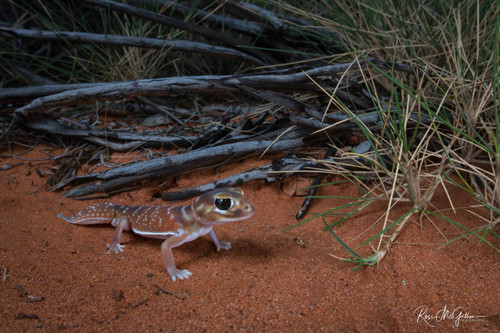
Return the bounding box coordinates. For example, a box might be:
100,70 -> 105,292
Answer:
414,305 -> 487,327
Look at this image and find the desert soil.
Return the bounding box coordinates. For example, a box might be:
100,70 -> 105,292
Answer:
1,146 -> 499,332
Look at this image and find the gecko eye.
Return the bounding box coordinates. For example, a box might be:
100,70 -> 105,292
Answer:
215,198 -> 233,211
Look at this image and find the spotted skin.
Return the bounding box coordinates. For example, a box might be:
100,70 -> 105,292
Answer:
58,188 -> 254,281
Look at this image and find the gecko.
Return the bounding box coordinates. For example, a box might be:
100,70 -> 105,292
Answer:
57,188 -> 254,281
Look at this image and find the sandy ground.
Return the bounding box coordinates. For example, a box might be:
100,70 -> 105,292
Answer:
1,146 -> 499,332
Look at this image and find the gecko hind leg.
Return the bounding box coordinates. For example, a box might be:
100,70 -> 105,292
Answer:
107,216 -> 131,254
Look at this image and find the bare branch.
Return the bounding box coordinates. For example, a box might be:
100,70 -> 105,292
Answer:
23,114 -> 195,149
61,138 -> 305,198
14,60 -> 381,116
139,0 -> 265,37
81,0 -> 277,64
0,27 -> 266,66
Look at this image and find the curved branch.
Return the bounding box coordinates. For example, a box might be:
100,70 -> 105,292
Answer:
14,60 -> 379,116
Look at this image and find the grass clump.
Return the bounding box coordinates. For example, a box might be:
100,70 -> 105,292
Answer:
276,0 -> 500,266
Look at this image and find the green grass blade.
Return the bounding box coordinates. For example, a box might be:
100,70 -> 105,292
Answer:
322,217 -> 362,259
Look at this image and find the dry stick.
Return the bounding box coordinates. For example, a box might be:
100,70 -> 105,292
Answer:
289,114 -> 363,133
303,107 -> 326,121
295,147 -> 337,220
135,96 -> 183,125
1,59 -> 407,106
0,27 -> 266,67
153,284 -> 185,300
290,114 -> 333,130
291,112 -> 431,132
131,298 -> 150,308
161,156 -> 308,201
242,82 -> 366,119
238,85 -> 310,113
14,60 -> 383,116
139,0 -> 264,37
0,83 -> 103,104
62,138 -> 305,198
220,126 -> 314,147
13,76 -> 235,117
333,89 -> 373,110
161,143 -> 382,202
23,114 -> 195,149
94,139 -> 304,180
325,111 -> 379,123
230,1 -> 284,30
162,169 -> 277,201
82,0 -> 277,65
23,113 -> 308,153
223,1 -> 341,61
83,137 -> 144,152
0,83 -> 106,103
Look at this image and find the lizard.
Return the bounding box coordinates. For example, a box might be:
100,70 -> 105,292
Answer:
57,188 -> 254,281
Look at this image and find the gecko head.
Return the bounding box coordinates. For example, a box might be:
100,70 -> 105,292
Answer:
193,188 -> 254,225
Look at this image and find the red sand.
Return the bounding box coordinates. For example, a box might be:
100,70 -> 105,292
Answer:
1,147 -> 499,332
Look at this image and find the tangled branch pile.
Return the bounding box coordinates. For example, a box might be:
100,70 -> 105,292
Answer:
0,1 -> 417,201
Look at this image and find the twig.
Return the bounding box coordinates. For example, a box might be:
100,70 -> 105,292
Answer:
83,137 -> 144,152
295,147 -> 337,220
375,212 -> 415,264
131,298 -> 150,308
135,96 -> 183,125
2,267 -> 7,283
1,162 -> 23,170
153,284 -> 185,300
23,114 -> 195,149
0,83 -> 104,104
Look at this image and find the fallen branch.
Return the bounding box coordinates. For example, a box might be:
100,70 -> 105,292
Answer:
82,0 -> 277,64
161,156 -> 306,201
141,0 -> 264,37
0,83 -> 103,104
24,114 -> 195,149
0,27 -> 266,66
62,138 -> 305,198
14,59 -> 389,116
161,142 -> 379,202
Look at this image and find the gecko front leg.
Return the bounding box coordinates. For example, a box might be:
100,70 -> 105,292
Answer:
160,233 -> 195,281
107,216 -> 131,253
208,229 -> 231,251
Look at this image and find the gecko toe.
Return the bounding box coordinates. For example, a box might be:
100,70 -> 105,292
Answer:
106,243 -> 125,253
169,269 -> 192,281
218,241 -> 231,251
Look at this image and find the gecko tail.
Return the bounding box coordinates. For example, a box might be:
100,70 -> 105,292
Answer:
57,204 -> 116,225
57,213 -> 72,222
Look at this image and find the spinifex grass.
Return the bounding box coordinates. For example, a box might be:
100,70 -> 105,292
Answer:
277,0 -> 500,267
